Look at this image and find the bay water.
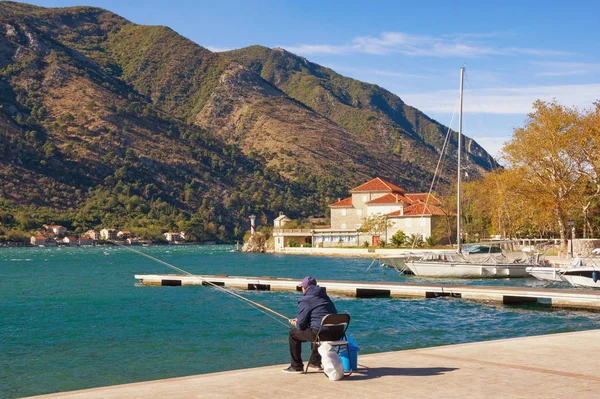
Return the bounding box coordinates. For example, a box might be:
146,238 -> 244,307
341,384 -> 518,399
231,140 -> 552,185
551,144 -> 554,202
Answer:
2,245 -> 600,398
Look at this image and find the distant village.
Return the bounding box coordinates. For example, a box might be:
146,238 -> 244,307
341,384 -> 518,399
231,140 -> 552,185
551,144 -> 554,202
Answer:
23,225 -> 188,247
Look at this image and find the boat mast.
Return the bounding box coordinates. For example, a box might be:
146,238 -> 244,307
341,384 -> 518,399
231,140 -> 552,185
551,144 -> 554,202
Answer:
457,66 -> 464,254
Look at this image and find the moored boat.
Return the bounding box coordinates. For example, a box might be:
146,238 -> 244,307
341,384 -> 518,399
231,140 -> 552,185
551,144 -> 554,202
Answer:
526,266 -> 566,282
406,252 -> 530,278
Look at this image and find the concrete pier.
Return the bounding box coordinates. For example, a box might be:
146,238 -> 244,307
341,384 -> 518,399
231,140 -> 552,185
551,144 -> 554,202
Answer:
135,274 -> 600,310
22,329 -> 600,399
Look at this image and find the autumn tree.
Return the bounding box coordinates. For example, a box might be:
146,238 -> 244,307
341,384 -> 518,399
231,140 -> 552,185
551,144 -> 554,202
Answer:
501,100 -> 586,247
575,102 -> 600,237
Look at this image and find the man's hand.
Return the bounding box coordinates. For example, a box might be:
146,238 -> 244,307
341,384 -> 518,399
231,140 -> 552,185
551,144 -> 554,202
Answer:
289,318 -> 297,327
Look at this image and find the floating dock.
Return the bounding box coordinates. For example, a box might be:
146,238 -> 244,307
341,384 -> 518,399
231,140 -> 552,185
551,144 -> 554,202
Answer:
22,329 -> 600,398
134,274 -> 600,310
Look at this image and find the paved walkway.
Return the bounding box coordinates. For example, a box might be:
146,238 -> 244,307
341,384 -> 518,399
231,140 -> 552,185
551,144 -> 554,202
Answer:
24,329 -> 600,399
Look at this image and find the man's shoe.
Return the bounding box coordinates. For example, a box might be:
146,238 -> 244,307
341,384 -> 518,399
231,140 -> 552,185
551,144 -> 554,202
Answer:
282,365 -> 303,373
308,363 -> 323,370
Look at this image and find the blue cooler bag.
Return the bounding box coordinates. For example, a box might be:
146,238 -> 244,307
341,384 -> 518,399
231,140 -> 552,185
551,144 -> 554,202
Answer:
338,334 -> 359,371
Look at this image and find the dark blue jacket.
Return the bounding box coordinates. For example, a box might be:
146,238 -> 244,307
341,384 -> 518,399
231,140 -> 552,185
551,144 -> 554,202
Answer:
296,285 -> 338,330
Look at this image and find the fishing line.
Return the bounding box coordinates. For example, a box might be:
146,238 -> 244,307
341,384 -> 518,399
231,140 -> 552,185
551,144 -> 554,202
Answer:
111,241 -> 291,328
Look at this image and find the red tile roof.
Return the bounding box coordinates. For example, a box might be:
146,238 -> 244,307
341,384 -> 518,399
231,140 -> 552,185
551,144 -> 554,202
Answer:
405,193 -> 442,204
366,193 -> 412,204
403,202 -> 446,216
350,177 -> 406,194
329,197 -> 353,207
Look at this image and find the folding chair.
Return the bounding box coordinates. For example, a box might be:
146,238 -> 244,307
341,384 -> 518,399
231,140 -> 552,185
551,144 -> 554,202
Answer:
304,313 -> 353,376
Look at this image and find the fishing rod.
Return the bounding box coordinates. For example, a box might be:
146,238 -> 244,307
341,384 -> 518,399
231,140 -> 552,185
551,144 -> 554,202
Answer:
110,241 -> 292,327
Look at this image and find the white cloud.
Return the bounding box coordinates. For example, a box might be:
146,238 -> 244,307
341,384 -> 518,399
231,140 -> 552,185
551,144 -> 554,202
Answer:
319,63 -> 429,79
402,83 -> 600,114
282,31 -> 572,58
532,61 -> 600,77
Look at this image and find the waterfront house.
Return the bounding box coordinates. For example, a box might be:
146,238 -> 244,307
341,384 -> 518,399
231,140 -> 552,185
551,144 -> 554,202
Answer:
43,224 -> 67,236
78,237 -> 93,246
117,230 -> 131,239
39,230 -> 55,239
100,228 -> 118,240
63,236 -> 78,246
164,232 -> 184,243
127,237 -> 140,245
273,177 -> 447,251
329,177 -> 446,244
30,235 -> 46,246
85,229 -> 99,240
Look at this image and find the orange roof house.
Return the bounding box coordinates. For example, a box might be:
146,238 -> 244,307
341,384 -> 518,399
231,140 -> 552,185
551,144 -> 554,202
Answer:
328,177 -> 446,242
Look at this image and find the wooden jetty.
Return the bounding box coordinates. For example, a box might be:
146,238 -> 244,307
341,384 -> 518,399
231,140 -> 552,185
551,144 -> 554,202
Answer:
134,274 -> 600,310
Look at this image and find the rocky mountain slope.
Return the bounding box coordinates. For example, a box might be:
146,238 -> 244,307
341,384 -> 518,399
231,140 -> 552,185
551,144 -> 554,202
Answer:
0,2 -> 497,240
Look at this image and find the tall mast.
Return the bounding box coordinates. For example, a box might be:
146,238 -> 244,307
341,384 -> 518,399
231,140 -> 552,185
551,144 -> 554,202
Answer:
457,66 -> 464,254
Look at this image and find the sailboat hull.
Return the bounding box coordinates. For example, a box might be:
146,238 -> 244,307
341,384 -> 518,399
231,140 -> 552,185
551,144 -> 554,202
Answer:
406,261 -> 529,278
526,267 -> 566,282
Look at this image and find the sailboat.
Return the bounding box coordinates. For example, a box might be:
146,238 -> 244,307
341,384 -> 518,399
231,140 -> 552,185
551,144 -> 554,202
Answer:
403,67 -> 534,278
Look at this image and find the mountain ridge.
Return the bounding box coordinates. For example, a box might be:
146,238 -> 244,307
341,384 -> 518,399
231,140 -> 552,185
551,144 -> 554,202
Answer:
0,1 -> 497,241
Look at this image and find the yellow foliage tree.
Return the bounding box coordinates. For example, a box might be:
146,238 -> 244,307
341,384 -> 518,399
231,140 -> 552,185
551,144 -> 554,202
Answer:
500,100 -> 586,247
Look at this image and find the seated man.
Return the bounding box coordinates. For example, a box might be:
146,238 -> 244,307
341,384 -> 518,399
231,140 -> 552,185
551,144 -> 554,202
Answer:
284,276 -> 344,372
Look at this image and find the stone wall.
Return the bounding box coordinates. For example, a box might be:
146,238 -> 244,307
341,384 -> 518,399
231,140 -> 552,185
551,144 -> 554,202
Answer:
570,239 -> 600,257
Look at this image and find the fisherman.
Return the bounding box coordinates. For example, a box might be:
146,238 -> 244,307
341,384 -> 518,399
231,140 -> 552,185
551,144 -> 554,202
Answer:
284,276 -> 344,372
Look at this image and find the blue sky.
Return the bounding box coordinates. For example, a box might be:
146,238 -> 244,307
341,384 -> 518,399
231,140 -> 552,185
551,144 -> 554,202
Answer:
23,0 -> 600,158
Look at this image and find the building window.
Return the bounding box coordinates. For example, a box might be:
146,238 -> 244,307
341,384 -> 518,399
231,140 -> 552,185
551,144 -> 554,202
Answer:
341,223 -> 347,229
420,218 -> 426,226
341,209 -> 346,216
362,195 -> 367,202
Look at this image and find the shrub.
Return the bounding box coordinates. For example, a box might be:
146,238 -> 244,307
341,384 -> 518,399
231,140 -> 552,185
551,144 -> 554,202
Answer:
425,236 -> 438,247
391,230 -> 407,247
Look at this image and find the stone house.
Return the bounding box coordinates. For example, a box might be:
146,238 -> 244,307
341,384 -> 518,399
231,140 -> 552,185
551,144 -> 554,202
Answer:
43,224 -> 67,236
63,236 -> 78,246
100,228 -> 118,240
117,230 -> 131,239
328,177 -> 446,244
85,229 -> 99,240
78,237 -> 93,246
164,232 -> 184,243
30,235 -> 46,246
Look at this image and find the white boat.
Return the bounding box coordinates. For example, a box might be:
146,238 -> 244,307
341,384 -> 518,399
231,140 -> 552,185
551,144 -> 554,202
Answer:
527,257 -> 600,286
561,266 -> 600,288
535,257 -> 600,288
407,252 -> 530,278
404,68 -> 535,279
526,266 -> 566,282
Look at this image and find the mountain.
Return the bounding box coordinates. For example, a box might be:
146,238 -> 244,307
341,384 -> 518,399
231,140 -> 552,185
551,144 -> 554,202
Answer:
0,2 -> 497,241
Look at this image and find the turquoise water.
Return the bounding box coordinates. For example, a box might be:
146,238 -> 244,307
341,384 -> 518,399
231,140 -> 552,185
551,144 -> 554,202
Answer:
2,245 -> 600,398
